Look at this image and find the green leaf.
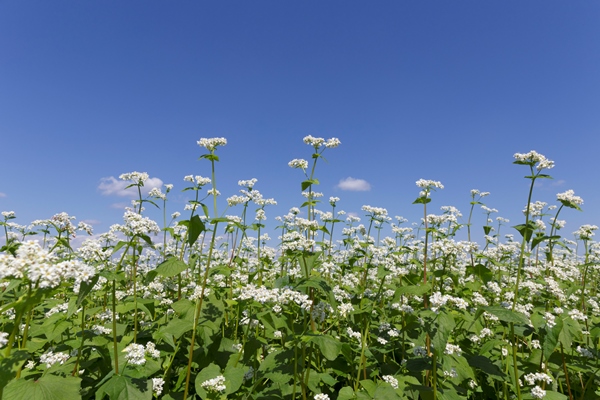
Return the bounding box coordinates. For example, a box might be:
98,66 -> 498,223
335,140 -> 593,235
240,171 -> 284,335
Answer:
195,363 -> 222,400
187,215 -> 205,246
153,257 -> 189,278
482,306 -> 529,325
223,365 -> 246,395
76,275 -> 100,307
413,197 -> 431,205
96,374 -> 151,400
466,264 -> 493,284
540,391 -> 568,400
468,355 -> 505,378
432,311 -> 455,358
513,221 -> 537,243
306,334 -> 342,361
138,234 -> 155,248
360,380 -> 377,397
395,282 -> 432,297
338,386 -> 357,400
4,375 -> 82,400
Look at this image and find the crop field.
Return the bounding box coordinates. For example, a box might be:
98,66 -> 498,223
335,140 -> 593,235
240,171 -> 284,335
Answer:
0,137 -> 598,400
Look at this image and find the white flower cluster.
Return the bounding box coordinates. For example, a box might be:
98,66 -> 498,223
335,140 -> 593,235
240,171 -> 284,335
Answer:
234,285 -> 312,310
122,342 -> 160,366
197,137 -> 227,151
0,241 -> 96,288
119,171 -> 149,185
0,332 -> 8,348
444,343 -> 462,356
303,135 -> 341,149
314,394 -> 330,400
513,150 -> 554,171
416,179 -> 444,190
184,175 -> 212,186
288,158 -> 309,170
382,375 -> 399,389
524,372 -> 553,386
574,224 -> 598,240
200,375 -> 226,392
152,378 -> 165,396
40,350 -> 70,368
121,211 -> 161,236
531,386 -> 546,399
556,190 -> 583,206
1,211 -> 15,219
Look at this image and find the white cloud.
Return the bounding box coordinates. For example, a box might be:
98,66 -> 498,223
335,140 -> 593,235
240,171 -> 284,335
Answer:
337,177 -> 371,191
81,219 -> 101,225
552,179 -> 566,187
98,176 -> 163,197
111,202 -> 129,209
0,192 -> 6,198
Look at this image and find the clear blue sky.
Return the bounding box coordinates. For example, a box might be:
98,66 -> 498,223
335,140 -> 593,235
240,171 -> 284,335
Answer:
1,1 -> 599,244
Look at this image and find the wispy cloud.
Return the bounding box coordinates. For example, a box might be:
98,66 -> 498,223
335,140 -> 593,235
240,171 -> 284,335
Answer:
337,177 -> 371,191
551,179 -> 566,187
0,192 -> 6,198
98,176 -> 163,197
110,202 -> 129,209
81,219 -> 101,225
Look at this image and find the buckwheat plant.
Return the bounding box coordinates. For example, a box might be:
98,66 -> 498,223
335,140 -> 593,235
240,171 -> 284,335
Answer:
1,140 -> 598,400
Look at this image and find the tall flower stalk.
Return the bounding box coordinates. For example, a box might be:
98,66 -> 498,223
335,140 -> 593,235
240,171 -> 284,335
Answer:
183,137 -> 226,400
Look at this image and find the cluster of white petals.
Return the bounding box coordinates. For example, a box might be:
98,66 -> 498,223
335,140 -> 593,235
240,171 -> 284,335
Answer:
197,137 -> 227,151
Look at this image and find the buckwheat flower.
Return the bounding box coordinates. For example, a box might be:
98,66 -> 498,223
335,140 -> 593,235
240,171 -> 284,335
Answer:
444,343 -> 462,356
325,137 -> 341,148
0,332 -> 8,348
1,211 -> 16,219
468,380 -> 478,389
574,224 -> 598,240
273,330 -> 282,339
568,309 -> 587,321
164,184 -> 173,192
524,372 -> 552,386
329,196 -> 340,206
171,211 -> 181,219
513,150 -> 555,171
200,375 -> 226,392
256,209 -> 266,221
377,337 -> 388,345
119,171 -> 149,185
40,350 -> 70,368
238,178 -> 258,188
501,348 -> 508,357
443,368 -> 458,379
148,187 -> 166,200
145,342 -> 160,359
531,386 -> 546,399
346,327 -> 361,341
197,137 -> 227,151
303,135 -> 325,148
25,360 -> 35,370
556,189 -> 583,208
92,325 -> 112,335
123,343 -> 147,366
416,179 -> 444,190
314,394 -> 330,400
152,378 -> 165,396
288,158 -> 309,170
382,375 -> 399,389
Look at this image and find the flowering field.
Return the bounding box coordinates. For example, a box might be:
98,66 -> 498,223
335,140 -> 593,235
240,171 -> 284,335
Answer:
0,137 -> 598,400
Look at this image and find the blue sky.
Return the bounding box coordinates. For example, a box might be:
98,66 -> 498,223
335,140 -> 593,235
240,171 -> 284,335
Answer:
1,1 -> 599,244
